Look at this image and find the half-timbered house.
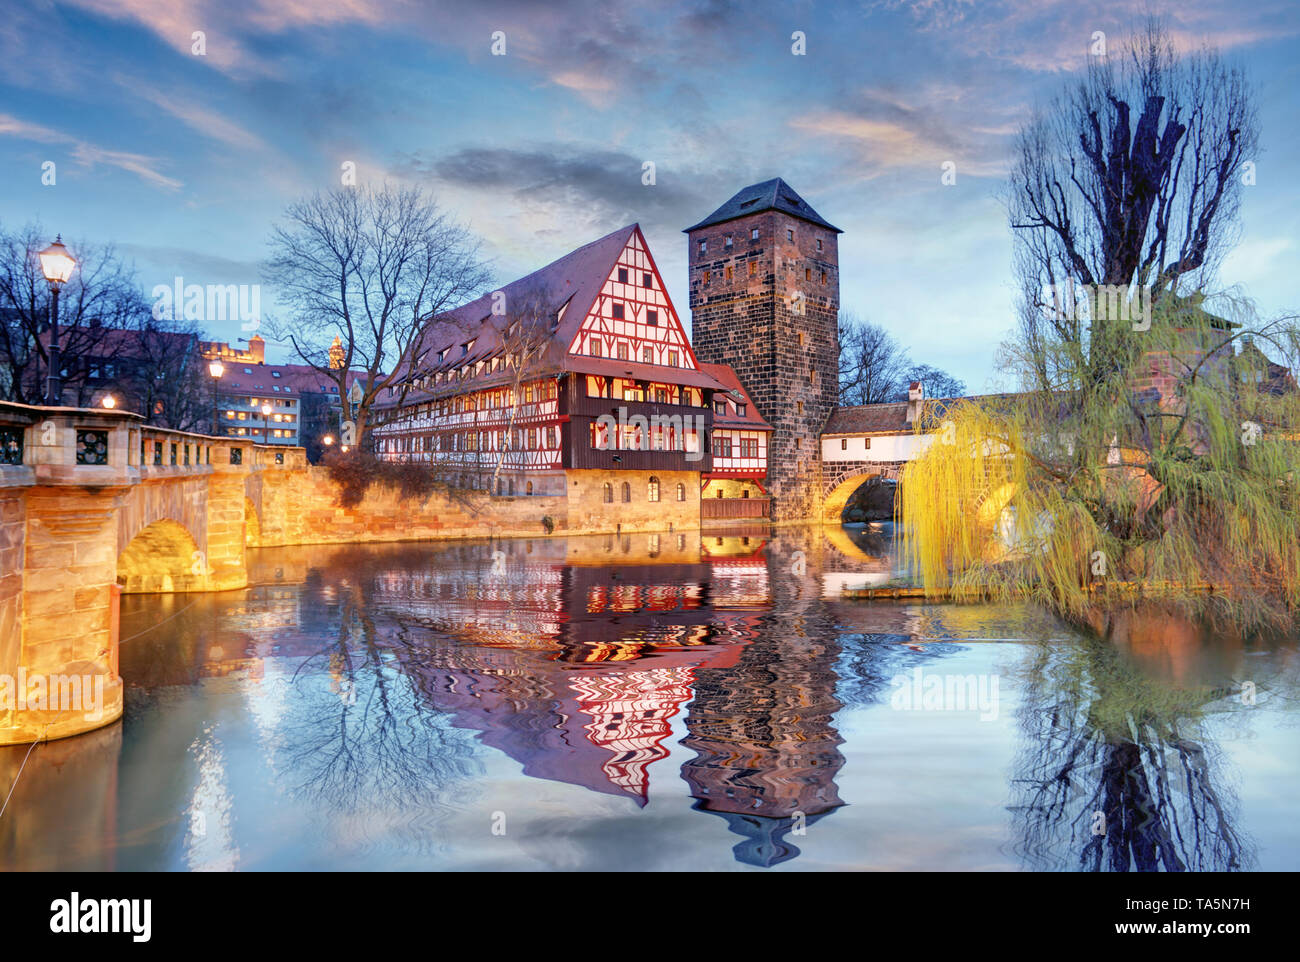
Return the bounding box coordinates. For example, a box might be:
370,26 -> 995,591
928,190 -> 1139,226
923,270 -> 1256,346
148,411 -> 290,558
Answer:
372,224 -> 771,527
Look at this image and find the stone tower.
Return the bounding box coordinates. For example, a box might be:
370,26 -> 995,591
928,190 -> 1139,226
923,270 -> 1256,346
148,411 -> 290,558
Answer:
685,178 -> 841,520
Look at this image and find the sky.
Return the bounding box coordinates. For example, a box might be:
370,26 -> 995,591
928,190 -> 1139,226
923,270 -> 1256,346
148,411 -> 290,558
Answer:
1,0 -> 1297,393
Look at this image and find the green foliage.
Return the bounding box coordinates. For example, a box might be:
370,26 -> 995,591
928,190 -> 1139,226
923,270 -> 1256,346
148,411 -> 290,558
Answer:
901,296 -> 1300,630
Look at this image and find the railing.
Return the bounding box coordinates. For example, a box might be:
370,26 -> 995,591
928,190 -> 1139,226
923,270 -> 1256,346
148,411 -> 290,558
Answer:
702,497 -> 770,520
0,400 -> 306,486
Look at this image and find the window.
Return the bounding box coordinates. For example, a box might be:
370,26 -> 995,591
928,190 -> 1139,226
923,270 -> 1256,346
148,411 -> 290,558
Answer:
714,399 -> 728,415
526,480 -> 533,496
618,267 -> 628,283
787,229 -> 794,241
647,309 -> 658,326
821,271 -> 827,284
591,339 -> 603,357
244,368 -> 252,375
654,387 -> 668,404
713,436 -> 732,457
611,303 -> 624,320
740,438 -> 758,458
749,261 -> 757,276
643,347 -> 653,364
642,272 -> 652,288
617,342 -> 629,361
737,404 -> 746,417
817,239 -> 823,251
796,400 -> 803,414
603,482 -> 613,503
703,270 -> 711,285
698,240 -> 707,254
667,351 -> 678,367
805,268 -> 812,281
676,483 -> 685,502
621,482 -> 631,503
648,476 -> 660,502
726,266 -> 733,281
798,332 -> 805,346
272,371 -> 281,378
751,227 -> 759,240
841,438 -> 848,450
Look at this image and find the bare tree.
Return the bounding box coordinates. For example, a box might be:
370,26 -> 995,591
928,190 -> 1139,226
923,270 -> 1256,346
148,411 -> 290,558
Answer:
1008,18 -> 1258,384
838,312 -> 909,405
897,363 -> 966,401
263,184 -> 491,446
0,223 -> 147,404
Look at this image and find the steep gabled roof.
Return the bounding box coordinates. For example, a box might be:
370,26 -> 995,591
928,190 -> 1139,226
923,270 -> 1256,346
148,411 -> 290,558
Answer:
683,178 -> 841,234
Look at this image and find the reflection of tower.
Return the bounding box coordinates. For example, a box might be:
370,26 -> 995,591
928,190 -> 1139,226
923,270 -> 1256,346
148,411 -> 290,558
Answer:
681,624 -> 846,867
328,335 -> 346,370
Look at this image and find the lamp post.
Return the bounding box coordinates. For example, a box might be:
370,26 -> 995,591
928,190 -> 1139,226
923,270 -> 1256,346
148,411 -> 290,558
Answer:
208,360 -> 225,436
261,402 -> 272,445
39,236 -> 76,405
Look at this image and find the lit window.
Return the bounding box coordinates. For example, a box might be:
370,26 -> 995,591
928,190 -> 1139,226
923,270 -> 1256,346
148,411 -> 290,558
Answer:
643,347 -> 653,364
648,476 -> 660,502
667,351 -> 678,367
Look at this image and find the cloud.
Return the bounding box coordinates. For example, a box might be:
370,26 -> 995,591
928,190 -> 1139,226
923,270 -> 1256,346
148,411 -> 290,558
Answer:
0,112 -> 181,189
114,76 -> 266,150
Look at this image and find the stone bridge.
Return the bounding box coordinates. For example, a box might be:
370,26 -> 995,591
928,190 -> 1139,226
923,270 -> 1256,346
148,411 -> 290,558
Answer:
1,401 -> 305,745
817,458 -> 905,524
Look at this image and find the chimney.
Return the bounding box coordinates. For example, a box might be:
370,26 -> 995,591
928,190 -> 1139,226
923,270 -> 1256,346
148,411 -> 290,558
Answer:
249,334 -> 266,364
906,381 -> 923,425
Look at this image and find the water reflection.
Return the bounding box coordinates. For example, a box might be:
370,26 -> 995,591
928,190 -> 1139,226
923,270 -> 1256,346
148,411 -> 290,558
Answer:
1,529 -> 1296,871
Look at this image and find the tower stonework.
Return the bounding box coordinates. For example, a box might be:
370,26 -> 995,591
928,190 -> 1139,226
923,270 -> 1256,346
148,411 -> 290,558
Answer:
685,179 -> 840,520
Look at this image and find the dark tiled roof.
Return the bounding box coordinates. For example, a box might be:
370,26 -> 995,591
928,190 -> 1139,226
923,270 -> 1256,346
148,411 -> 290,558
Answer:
697,363 -> 773,430
683,178 -> 841,233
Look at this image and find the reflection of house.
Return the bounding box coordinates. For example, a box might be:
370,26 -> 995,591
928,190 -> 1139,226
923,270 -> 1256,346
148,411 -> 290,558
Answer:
1236,336 -> 1298,396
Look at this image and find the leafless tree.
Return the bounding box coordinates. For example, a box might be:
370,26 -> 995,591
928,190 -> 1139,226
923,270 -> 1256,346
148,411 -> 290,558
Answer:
838,312 -> 910,405
263,183 -> 491,446
1008,18 -> 1258,384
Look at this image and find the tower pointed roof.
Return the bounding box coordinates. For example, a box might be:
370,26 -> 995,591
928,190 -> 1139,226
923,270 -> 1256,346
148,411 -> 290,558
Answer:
684,177 -> 841,233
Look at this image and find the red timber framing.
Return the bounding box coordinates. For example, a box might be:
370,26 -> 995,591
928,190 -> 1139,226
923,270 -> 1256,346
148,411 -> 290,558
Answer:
372,224 -> 751,481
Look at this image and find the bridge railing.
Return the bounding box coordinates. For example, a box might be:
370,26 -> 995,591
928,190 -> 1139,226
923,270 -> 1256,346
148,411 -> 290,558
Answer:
0,400 -> 306,487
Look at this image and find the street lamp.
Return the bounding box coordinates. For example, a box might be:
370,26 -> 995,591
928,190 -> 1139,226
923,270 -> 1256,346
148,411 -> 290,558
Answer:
100,394 -> 116,409
322,435 -> 334,447
39,235 -> 76,405
208,360 -> 224,436
261,402 -> 272,444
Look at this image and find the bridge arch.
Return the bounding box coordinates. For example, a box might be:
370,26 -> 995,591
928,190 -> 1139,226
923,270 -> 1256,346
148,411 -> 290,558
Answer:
244,497 -> 261,547
821,470 -> 896,525
116,519 -> 206,594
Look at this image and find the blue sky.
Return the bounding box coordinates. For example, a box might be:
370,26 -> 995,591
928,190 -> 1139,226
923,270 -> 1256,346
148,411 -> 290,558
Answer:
1,0 -> 1297,391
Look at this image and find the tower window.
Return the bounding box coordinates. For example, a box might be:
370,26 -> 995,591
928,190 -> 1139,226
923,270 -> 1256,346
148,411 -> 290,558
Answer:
618,267 -> 628,283
699,240 -> 707,254
751,228 -> 759,240
703,270 -> 711,285
817,239 -> 823,251
798,332 -> 805,346
787,229 -> 794,241
821,271 -> 827,284
725,235 -> 733,249
749,261 -> 757,276
726,266 -> 733,281
805,267 -> 812,281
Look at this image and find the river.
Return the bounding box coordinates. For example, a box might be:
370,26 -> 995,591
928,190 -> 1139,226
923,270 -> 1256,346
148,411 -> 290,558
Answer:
2,526 -> 1297,871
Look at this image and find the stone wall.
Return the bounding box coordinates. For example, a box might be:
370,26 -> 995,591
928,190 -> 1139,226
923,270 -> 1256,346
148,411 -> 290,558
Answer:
687,209 -> 840,522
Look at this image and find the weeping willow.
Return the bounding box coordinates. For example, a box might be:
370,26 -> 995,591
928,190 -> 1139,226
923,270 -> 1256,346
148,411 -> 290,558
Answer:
900,295 -> 1300,629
